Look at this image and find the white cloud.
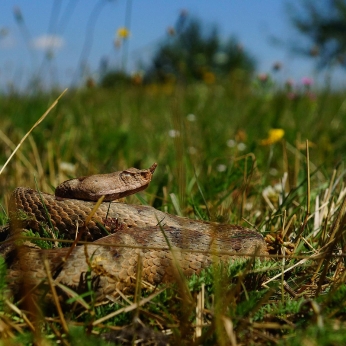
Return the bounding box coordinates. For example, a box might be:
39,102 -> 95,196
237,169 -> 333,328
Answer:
32,34 -> 64,50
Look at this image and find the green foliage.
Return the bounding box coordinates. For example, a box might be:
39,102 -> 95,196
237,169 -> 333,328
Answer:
2,79 -> 346,344
257,298 -> 304,321
8,332 -> 35,345
317,284 -> 346,316
145,13 -> 256,83
99,70 -> 133,89
68,326 -> 110,346
289,0 -> 346,68
281,323 -> 346,346
25,229 -> 60,249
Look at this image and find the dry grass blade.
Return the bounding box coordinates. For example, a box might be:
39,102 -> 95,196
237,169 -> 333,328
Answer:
315,195 -> 346,294
0,129 -> 36,173
281,214 -> 296,239
0,88 -> 67,175
134,252 -> 143,305
5,299 -> 36,333
170,192 -> 183,217
325,192 -> 346,244
61,195 -> 105,266
195,283 -> 205,339
262,256 -> 312,286
156,214 -> 193,304
221,316 -> 237,346
28,134 -> 45,181
0,315 -> 22,338
84,195 -> 105,225
56,283 -> 91,310
43,258 -> 69,334
92,288 -> 166,326
15,279 -> 48,306
306,140 -> 311,215
252,322 -> 293,330
4,233 -> 345,259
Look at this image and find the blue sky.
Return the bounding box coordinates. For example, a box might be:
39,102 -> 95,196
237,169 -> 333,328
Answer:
0,0 -> 338,91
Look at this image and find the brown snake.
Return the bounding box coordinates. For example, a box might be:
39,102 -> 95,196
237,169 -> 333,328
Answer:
1,164 -> 267,300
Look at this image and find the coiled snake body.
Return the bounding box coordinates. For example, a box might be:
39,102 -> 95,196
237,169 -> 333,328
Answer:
1,164 -> 267,300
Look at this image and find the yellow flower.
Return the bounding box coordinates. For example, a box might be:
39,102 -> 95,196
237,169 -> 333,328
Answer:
117,27 -> 130,39
131,72 -> 143,85
260,129 -> 285,146
203,71 -> 215,84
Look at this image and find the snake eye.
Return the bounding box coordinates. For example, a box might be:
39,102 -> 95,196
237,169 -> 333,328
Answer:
121,173 -> 132,180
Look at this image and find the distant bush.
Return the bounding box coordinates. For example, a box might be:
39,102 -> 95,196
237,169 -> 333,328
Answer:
99,70 -> 133,88
145,13 -> 256,83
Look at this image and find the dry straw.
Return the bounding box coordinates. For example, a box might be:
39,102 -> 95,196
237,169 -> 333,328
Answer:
0,88 -> 67,176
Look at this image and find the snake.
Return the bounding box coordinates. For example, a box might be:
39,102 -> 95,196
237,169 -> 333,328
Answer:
0,164 -> 267,300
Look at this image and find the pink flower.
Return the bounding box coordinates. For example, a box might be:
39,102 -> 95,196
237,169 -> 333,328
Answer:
301,77 -> 313,86
257,73 -> 269,82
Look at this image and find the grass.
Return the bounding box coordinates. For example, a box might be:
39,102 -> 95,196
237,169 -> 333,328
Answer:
1,79 -> 346,344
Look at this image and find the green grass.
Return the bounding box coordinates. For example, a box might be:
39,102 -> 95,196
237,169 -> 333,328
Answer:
1,80 -> 346,344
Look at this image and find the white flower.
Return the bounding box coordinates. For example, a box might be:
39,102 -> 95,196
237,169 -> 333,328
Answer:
186,114 -> 196,122
213,52 -> 229,65
60,162 -> 76,175
188,146 -> 197,155
216,164 -> 227,172
168,129 -> 180,138
244,202 -> 253,211
237,142 -> 246,151
262,182 -> 285,210
227,139 -> 236,148
269,168 -> 278,176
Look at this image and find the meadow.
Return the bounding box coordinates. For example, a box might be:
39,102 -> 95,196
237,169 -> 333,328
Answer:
1,77 -> 346,345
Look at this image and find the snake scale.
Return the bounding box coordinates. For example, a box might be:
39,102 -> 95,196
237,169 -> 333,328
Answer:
1,164 -> 267,300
